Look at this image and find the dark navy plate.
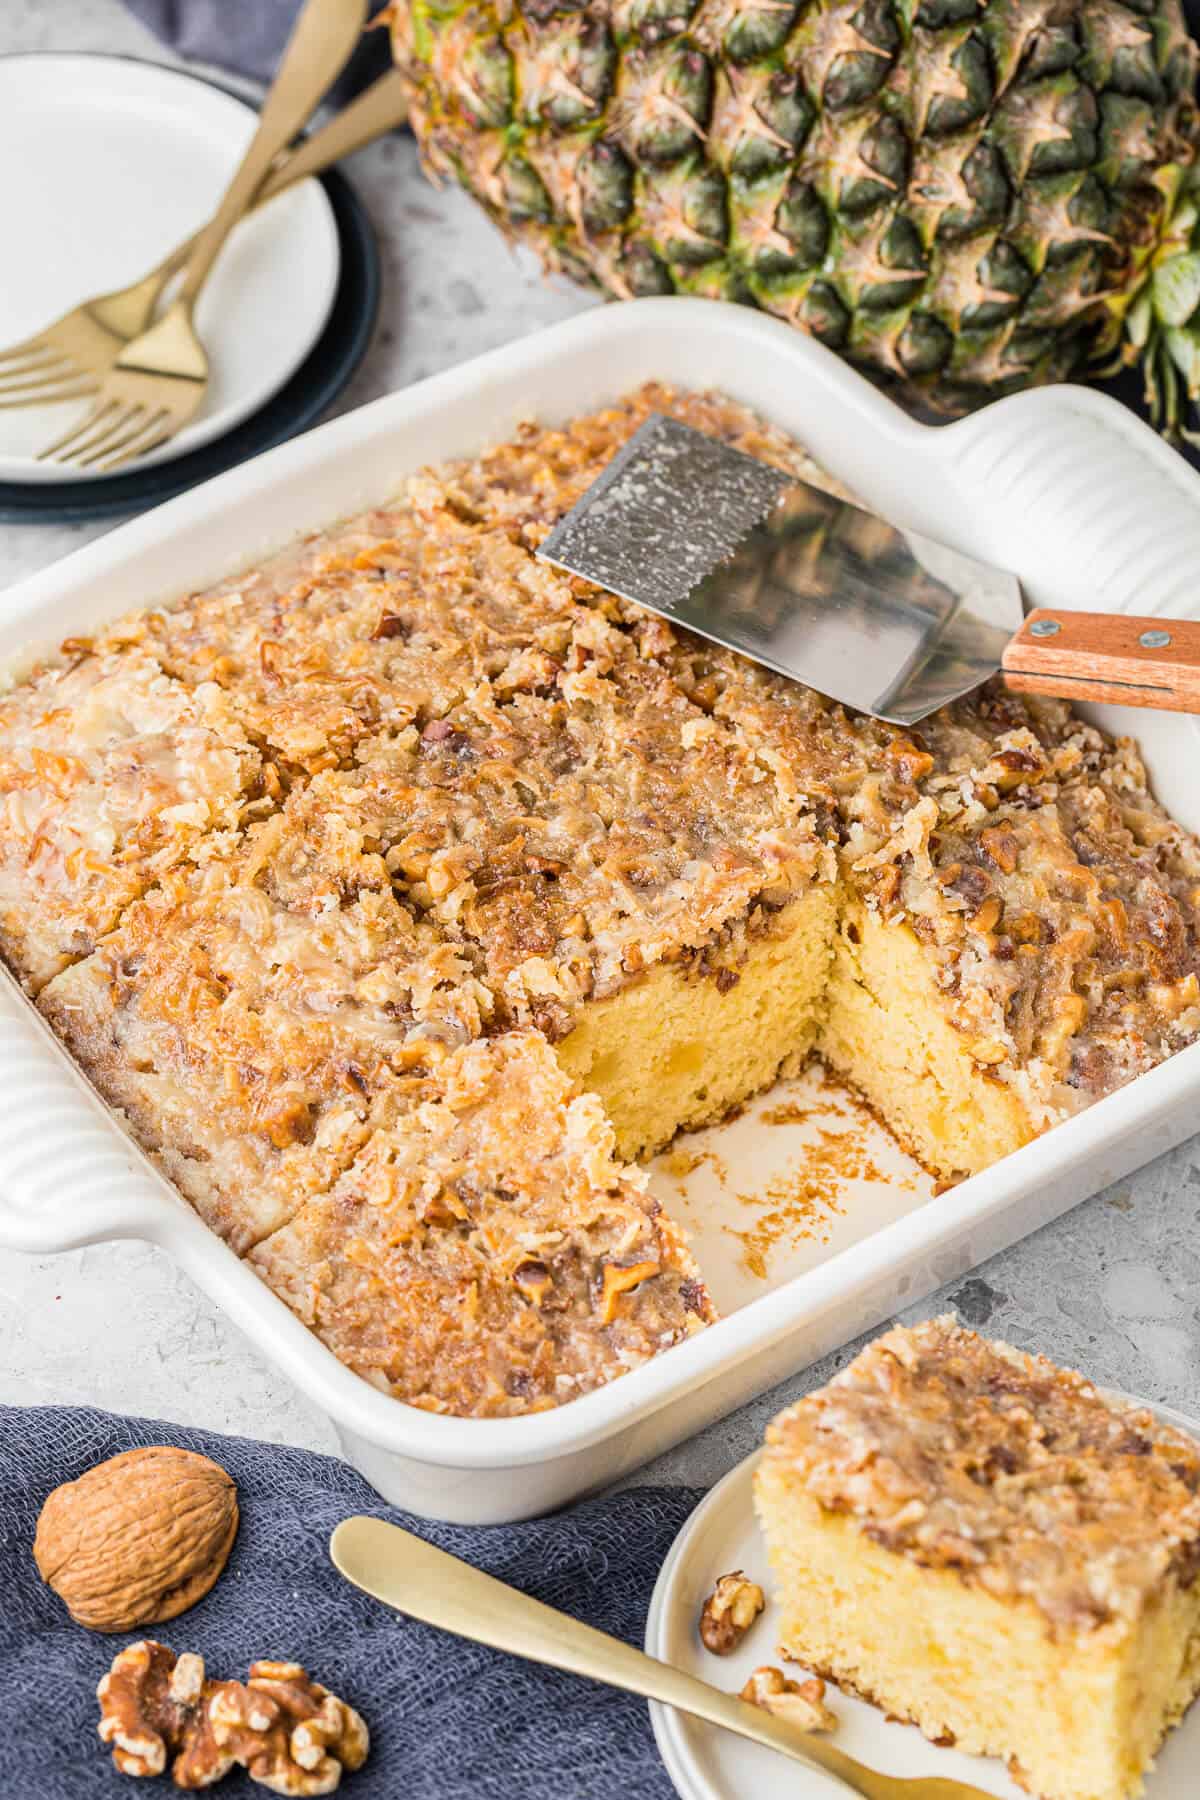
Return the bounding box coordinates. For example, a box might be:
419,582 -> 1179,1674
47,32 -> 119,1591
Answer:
0,164 -> 380,526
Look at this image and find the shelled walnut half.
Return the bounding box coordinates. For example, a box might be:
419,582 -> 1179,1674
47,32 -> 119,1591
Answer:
97,1641 -> 369,1794
740,1666 -> 837,1734
698,1571 -> 765,1655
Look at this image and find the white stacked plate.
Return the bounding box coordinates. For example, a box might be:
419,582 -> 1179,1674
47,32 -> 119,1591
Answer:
0,53 -> 379,521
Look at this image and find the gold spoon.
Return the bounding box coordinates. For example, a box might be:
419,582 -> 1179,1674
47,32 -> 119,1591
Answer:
330,1515 -> 996,1800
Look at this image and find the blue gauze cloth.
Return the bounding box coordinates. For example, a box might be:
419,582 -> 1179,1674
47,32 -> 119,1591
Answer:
118,0 -> 1200,93
119,1 -> 390,97
0,1404 -> 704,1799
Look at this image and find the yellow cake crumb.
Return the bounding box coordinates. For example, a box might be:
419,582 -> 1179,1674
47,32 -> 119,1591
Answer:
755,1318 -> 1200,1800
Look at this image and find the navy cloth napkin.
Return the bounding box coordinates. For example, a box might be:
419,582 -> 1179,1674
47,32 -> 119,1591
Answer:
121,0 -> 391,98
124,0 -> 1200,70
0,1404 -> 704,1799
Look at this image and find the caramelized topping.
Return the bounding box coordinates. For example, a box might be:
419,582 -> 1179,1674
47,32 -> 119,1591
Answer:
765,1317 -> 1200,1635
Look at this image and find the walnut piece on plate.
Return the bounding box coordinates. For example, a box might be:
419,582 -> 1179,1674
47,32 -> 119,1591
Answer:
740,1666 -> 837,1734
96,1641 -> 368,1792
698,1570 -> 765,1655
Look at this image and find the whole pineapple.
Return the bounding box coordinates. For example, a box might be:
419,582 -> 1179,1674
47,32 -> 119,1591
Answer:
385,0 -> 1200,431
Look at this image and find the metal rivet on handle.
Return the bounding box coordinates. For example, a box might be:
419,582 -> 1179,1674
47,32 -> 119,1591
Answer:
1139,628 -> 1172,649
1029,619 -> 1061,638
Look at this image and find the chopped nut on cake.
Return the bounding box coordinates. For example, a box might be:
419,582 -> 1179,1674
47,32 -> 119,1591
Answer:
248,1032 -> 713,1417
38,769 -> 488,1253
0,649 -> 264,993
755,1316 -> 1200,1800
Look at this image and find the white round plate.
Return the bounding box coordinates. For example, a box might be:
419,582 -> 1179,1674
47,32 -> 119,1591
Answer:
0,54 -> 340,482
647,1393 -> 1200,1800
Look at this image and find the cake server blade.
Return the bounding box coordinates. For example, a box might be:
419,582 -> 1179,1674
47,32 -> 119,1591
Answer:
538,414 -> 1200,724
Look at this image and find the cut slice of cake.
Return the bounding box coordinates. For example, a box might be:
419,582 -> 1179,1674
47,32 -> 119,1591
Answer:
37,769 -> 490,1252
755,1317 -> 1200,1800
330,653 -> 832,1164
0,647 -> 263,992
248,1031 -> 713,1417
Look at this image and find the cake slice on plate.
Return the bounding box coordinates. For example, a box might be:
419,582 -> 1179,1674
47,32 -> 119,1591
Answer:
755,1316 -> 1200,1800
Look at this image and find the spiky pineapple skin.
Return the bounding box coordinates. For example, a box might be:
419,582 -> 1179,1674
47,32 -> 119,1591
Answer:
388,0 -> 1200,410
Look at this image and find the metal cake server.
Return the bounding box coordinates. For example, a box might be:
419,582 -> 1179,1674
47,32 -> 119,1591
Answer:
538,413 -> 1200,725
331,1515 -> 993,1800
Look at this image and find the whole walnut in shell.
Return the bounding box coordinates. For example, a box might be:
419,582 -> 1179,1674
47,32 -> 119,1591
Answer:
34,1446 -> 238,1632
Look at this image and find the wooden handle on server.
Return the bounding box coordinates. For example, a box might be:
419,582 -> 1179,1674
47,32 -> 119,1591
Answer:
1002,609 -> 1200,712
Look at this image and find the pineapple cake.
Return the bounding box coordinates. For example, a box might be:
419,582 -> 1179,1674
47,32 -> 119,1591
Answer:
248,1032 -> 710,1417
755,1317 -> 1200,1800
386,0 -> 1200,433
0,649 -> 264,993
8,384 -> 1200,1414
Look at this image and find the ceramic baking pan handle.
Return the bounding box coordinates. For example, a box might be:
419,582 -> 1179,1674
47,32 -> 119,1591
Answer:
943,391 -> 1200,626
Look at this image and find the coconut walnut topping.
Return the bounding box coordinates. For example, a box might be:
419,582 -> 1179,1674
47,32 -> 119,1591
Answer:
699,1570 -> 766,1654
764,1316 -> 1200,1637
740,1667 -> 837,1733
97,1641 -> 368,1792
247,1031 -> 712,1418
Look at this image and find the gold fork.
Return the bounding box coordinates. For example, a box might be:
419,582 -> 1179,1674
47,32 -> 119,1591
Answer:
0,68 -> 409,414
331,1516 -> 997,1800
34,0 -> 371,475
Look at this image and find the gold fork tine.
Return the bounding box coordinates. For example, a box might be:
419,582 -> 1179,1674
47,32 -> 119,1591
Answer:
0,331 -> 52,367
91,427 -> 172,475
53,403 -> 145,467
0,346 -> 65,377
83,410 -> 171,472
0,352 -> 81,386
0,379 -> 98,411
36,399 -> 121,462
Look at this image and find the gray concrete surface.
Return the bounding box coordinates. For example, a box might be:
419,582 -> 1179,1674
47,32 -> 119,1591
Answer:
2,0 -> 1198,1490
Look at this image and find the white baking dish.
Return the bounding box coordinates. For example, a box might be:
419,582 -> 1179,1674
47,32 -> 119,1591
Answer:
2,298 -> 1199,1524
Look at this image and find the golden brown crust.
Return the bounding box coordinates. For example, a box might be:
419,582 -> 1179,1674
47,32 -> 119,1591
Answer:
248,1032 -> 712,1416
0,649 -> 264,992
764,1316 -> 1200,1635
37,775 -> 491,1251
432,383 -> 1200,1122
